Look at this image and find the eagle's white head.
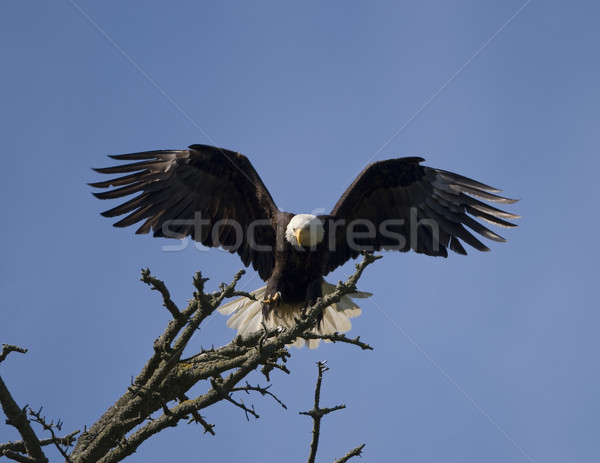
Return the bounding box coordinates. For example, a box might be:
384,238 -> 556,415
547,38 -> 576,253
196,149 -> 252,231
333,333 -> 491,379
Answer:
285,214 -> 325,248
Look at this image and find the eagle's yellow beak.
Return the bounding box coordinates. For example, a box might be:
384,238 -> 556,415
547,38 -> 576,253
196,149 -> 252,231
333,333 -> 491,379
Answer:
295,228 -> 304,246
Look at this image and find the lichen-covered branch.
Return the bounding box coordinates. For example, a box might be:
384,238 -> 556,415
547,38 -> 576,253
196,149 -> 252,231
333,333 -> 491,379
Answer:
0,345 -> 28,364
1,253 -> 377,462
0,432 -> 78,456
0,346 -> 48,463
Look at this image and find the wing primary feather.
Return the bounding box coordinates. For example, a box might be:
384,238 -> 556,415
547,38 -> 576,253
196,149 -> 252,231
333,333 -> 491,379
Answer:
91,181 -> 146,200
113,204 -> 153,228
424,196 -> 506,242
450,236 -> 468,255
107,186 -> 189,227
450,183 -> 518,204
136,209 -> 167,234
462,196 -> 521,219
88,171 -> 158,189
93,160 -> 169,175
465,206 -> 518,228
436,170 -> 502,193
461,215 -> 506,242
422,203 -> 490,252
100,193 -> 150,218
114,202 -> 162,229
434,189 -> 520,220
107,150 -> 180,160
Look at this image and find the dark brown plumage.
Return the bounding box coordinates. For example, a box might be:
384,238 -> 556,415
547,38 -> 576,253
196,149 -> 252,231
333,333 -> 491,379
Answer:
91,144 -> 518,343
324,157 -> 518,272
91,145 -> 278,280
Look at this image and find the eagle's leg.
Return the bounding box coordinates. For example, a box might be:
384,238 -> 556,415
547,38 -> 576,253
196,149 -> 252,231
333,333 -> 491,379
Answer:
261,291 -> 281,319
304,278 -> 324,325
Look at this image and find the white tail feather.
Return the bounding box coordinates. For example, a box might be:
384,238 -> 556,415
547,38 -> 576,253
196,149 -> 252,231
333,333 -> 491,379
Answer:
217,282 -> 371,348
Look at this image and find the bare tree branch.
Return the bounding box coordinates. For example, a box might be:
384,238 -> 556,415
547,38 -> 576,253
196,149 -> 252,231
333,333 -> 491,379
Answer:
27,408 -> 79,462
140,268 -> 181,319
299,333 -> 373,350
0,345 -> 28,364
1,449 -> 37,463
0,345 -> 48,463
230,382 -> 288,410
301,362 -> 342,463
300,361 -> 366,463
334,444 -> 366,463
0,431 -> 78,456
0,371 -> 80,463
1,253 -> 378,463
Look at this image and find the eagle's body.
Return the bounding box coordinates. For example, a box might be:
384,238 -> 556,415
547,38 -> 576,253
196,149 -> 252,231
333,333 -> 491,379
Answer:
268,213 -> 328,306
91,144 -> 518,347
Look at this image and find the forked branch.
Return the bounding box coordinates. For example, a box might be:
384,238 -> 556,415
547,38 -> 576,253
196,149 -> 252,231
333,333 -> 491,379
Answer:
300,361 -> 365,463
1,253 -> 378,462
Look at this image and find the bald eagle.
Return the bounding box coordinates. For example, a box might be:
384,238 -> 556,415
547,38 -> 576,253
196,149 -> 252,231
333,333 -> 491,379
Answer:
91,144 -> 518,347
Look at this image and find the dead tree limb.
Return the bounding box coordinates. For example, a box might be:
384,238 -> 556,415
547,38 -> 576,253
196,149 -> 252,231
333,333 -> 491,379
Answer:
300,362 -> 365,463
1,253 -> 378,462
0,345 -> 49,463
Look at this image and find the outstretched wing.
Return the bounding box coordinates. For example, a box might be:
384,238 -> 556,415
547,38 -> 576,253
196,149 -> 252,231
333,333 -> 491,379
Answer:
325,157 -> 519,274
90,144 -> 279,280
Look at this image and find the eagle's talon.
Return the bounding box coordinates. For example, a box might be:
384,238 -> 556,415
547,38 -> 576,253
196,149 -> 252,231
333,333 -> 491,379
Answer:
262,291 -> 282,306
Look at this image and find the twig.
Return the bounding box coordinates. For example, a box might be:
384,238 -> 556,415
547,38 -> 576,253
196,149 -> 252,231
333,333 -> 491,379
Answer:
211,377 -> 260,420
230,382 -> 287,410
226,396 -> 259,421
0,377 -> 47,462
0,344 -> 28,364
28,408 -> 79,462
176,393 -> 216,434
300,361 -> 347,463
334,443 -> 366,463
300,332 -> 373,350
141,268 -> 181,319
0,431 -> 78,455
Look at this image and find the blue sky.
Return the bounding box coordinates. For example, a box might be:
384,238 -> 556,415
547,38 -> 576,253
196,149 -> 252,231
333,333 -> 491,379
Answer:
1,1 -> 599,462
